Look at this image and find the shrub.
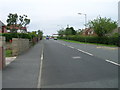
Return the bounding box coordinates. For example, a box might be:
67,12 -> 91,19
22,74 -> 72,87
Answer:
2,33 -> 32,42
58,35 -> 119,46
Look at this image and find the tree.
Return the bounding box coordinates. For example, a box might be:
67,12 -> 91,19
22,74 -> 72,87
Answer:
38,30 -> 43,39
87,17 -> 117,37
65,27 -> 76,35
6,13 -> 30,33
19,15 -> 30,27
76,29 -> 82,35
58,29 -> 65,37
19,14 -> 30,33
6,13 -> 18,33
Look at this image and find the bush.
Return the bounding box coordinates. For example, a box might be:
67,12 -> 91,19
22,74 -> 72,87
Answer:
2,33 -> 32,42
58,35 -> 119,46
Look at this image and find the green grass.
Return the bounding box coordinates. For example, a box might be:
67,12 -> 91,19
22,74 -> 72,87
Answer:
59,39 -> 117,47
6,50 -> 12,57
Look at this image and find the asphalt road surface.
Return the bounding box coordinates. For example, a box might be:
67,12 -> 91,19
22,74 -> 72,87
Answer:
2,39 -> 119,88
57,40 -> 118,63
40,39 -> 118,88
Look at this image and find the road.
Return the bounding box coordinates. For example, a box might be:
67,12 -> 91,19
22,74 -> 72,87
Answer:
57,40 -> 118,63
2,39 -> 119,88
40,40 -> 118,88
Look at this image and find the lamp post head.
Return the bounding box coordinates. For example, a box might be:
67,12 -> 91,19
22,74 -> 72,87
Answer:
78,13 -> 82,15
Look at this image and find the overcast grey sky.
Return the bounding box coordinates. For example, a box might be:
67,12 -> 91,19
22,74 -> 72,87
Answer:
0,0 -> 119,35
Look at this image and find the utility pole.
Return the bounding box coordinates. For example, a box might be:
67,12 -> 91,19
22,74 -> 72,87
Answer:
78,13 -> 87,45
78,13 -> 87,29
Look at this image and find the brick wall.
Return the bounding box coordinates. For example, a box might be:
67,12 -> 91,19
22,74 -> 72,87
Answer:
12,38 -> 30,56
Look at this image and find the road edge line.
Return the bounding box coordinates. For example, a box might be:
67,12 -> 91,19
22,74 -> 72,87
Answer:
37,43 -> 44,88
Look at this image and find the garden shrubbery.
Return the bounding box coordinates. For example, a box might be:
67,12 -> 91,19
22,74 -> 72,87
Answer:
58,35 -> 119,46
1,33 -> 32,42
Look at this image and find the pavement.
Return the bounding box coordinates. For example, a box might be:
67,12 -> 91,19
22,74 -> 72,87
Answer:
3,40 -> 43,88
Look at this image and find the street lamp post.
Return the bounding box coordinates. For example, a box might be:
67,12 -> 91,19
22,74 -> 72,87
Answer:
78,13 -> 87,29
78,13 -> 87,45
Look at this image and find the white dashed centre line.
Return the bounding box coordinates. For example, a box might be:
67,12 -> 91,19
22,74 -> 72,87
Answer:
105,59 -> 120,66
72,56 -> 81,59
77,49 -> 93,56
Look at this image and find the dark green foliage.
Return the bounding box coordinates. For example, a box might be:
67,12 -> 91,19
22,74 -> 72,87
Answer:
58,30 -> 65,37
87,17 -> 118,37
58,36 -> 119,46
57,27 -> 76,36
65,27 -> 76,35
6,13 -> 30,33
2,33 -> 32,42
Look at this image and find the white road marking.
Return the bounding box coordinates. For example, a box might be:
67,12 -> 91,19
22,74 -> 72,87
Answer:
72,56 -> 81,59
77,49 -> 93,56
56,41 -> 93,56
37,44 -> 44,88
53,41 -> 120,67
105,59 -> 120,66
68,46 -> 74,49
62,44 -> 66,46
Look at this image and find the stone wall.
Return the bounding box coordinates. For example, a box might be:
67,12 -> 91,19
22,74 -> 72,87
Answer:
0,36 -> 6,69
12,38 -> 30,56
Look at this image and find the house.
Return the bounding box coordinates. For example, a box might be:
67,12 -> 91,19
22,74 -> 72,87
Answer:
0,20 -> 7,33
81,28 -> 97,36
7,25 -> 27,33
82,28 -> 119,36
0,20 -> 27,33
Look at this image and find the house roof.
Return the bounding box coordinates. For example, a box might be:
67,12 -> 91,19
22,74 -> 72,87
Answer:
7,25 -> 27,30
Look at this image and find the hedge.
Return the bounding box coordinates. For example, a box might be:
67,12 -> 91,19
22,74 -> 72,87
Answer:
58,35 -> 119,46
1,33 -> 32,42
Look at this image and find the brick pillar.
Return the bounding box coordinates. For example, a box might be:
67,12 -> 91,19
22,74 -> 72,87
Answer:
0,36 -> 6,70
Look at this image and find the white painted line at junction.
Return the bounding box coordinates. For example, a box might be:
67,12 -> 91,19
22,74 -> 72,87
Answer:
72,56 -> 81,59
105,59 -> 120,66
37,44 -> 44,88
68,46 -> 74,49
62,44 -> 66,46
77,49 -> 93,56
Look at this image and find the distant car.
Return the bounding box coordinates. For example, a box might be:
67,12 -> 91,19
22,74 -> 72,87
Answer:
46,37 -> 49,40
54,37 -> 57,40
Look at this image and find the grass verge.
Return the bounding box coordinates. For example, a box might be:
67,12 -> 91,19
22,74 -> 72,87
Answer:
59,39 -> 117,47
6,50 -> 12,57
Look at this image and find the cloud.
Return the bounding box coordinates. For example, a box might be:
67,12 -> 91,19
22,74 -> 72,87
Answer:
0,0 -> 119,35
